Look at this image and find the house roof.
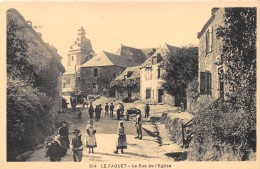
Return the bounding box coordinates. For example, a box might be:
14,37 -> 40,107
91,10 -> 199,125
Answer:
115,66 -> 141,81
141,43 -> 179,68
141,48 -> 158,58
116,44 -> 147,65
80,51 -> 136,68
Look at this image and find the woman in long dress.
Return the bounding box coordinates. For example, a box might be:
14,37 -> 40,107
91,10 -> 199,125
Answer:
114,121 -> 127,154
86,120 -> 97,153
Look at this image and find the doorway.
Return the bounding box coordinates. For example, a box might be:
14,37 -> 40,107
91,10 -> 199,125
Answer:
158,89 -> 164,103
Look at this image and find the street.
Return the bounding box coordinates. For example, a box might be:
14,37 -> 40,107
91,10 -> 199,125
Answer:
27,97 -> 180,162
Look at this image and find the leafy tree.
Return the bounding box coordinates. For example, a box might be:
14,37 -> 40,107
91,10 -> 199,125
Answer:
163,46 -> 198,102
216,8 -> 256,91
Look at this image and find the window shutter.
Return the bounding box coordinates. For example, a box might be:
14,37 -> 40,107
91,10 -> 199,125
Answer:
200,72 -> 206,94
209,26 -> 213,52
207,72 -> 212,95
205,72 -> 209,94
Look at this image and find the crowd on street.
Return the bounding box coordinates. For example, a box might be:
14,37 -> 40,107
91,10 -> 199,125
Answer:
45,96 -> 151,162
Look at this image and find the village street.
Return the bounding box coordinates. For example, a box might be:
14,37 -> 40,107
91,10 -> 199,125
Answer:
27,96 -> 181,162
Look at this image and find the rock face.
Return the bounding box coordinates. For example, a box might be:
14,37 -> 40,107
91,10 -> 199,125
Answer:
7,8 -> 65,161
160,112 -> 193,145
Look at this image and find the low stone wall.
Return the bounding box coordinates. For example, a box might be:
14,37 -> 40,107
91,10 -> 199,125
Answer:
160,112 -> 193,145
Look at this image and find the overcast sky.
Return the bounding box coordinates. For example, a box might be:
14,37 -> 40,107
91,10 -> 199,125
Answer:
4,2 -> 216,67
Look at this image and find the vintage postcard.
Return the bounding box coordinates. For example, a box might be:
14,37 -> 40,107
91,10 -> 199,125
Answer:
0,0 -> 259,169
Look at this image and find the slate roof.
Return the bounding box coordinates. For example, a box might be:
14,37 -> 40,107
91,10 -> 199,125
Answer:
115,66 -> 141,81
141,43 -> 179,68
116,45 -> 147,65
80,51 -> 136,68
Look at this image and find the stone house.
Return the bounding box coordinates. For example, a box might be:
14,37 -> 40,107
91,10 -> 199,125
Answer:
140,43 -> 179,105
197,8 -> 226,100
111,66 -> 141,100
79,51 -> 137,95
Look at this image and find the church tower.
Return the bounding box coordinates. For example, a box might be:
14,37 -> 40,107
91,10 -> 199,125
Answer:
67,27 -> 95,72
62,27 -> 95,93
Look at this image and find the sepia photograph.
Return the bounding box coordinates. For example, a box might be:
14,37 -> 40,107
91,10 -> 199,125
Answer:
0,0 -> 259,168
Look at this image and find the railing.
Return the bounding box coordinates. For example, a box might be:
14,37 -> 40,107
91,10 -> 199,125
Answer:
181,119 -> 193,148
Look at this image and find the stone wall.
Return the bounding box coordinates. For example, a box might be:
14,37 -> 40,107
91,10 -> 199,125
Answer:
160,112 -> 193,145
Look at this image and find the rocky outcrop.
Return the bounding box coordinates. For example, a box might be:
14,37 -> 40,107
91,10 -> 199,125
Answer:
7,8 -> 65,161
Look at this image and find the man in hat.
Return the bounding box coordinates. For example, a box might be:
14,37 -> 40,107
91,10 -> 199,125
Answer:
46,136 -> 63,162
88,102 -> 94,119
58,121 -> 70,148
110,103 -> 114,118
105,103 -> 109,116
144,103 -> 150,118
71,129 -> 83,162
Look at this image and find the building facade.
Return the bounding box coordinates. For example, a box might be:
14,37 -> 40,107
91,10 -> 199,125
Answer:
62,27 -> 95,94
197,8 -> 226,100
80,51 -> 137,95
112,66 -> 141,100
140,43 -> 178,105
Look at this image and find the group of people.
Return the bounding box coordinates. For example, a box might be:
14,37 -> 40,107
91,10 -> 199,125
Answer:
45,119 -> 128,162
88,102 -> 126,121
88,102 -> 103,121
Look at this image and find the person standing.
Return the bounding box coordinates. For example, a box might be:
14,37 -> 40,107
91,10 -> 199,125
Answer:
114,121 -> 127,154
58,121 -> 70,148
105,103 -> 109,116
116,104 -> 122,120
135,112 -> 143,139
110,103 -> 114,118
71,129 -> 83,162
88,102 -> 94,119
95,105 -> 99,121
144,103 -> 150,118
86,120 -> 97,153
46,136 -> 63,162
98,104 -> 102,120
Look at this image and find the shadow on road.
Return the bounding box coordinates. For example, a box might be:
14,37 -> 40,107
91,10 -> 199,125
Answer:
124,152 -> 160,159
94,152 -> 131,158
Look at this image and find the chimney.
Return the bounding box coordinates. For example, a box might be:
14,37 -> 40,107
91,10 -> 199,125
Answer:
211,8 -> 219,15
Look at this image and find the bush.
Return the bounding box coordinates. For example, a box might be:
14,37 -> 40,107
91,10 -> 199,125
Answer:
188,83 -> 256,161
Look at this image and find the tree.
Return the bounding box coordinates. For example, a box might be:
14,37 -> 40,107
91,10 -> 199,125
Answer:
163,46 -> 198,103
216,8 -> 256,91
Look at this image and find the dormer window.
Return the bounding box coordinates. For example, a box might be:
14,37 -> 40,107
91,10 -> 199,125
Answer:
152,57 -> 157,65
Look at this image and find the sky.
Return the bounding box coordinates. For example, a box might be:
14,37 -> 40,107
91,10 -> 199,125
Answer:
3,2 -> 216,67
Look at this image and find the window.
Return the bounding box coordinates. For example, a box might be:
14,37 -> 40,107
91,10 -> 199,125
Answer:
146,89 -> 151,99
72,55 -> 74,61
200,71 -> 212,95
205,26 -> 213,55
145,68 -> 152,80
66,79 -> 70,84
158,68 -> 161,78
93,68 -> 98,77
